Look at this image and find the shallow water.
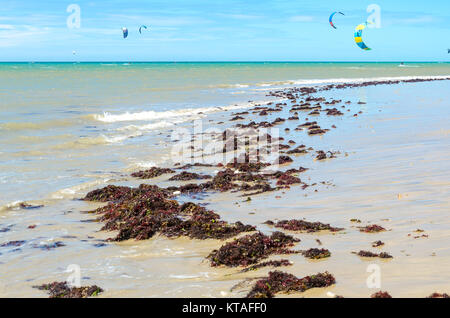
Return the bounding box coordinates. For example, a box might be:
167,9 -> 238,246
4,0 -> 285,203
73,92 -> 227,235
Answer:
0,63 -> 449,297
1,62 -> 449,206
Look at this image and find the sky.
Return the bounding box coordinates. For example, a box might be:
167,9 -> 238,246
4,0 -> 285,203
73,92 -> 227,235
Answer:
0,0 -> 449,62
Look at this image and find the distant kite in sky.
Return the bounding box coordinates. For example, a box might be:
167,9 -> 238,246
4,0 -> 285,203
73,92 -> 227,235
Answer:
354,23 -> 372,51
139,25 -> 148,34
122,27 -> 128,39
329,12 -> 344,29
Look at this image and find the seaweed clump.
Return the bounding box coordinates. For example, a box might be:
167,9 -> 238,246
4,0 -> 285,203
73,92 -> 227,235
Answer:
83,184 -> 167,203
371,291 -> 392,298
359,225 -> 386,233
428,293 -> 450,298
353,250 -> 393,259
83,185 -> 135,202
276,155 -> 293,165
372,240 -> 385,247
131,167 -> 174,179
88,186 -> 254,242
240,260 -> 292,273
265,219 -> 343,233
168,168 -> 277,195
276,173 -> 301,187
286,145 -> 308,155
302,248 -> 331,260
226,158 -> 271,173
207,232 -> 300,267
34,282 -> 103,298
176,163 -> 214,170
246,271 -> 336,298
315,150 -> 337,160
168,171 -> 212,181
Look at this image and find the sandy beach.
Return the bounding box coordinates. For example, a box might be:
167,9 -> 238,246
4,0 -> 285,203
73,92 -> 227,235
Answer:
1,66 -> 449,298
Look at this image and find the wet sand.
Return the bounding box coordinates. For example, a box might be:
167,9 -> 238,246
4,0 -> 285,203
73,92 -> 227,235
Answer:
1,78 -> 449,298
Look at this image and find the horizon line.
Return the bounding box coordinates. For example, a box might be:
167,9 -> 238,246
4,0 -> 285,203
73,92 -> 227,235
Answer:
0,61 -> 448,63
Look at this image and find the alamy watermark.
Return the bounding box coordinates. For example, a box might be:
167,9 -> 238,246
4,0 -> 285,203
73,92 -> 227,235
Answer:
367,4 -> 382,28
366,264 -> 382,288
67,4 -> 81,29
170,120 -> 281,170
66,264 -> 81,288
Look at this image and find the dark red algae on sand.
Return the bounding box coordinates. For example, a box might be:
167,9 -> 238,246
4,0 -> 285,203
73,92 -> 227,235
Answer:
354,250 -> 393,259
34,282 -> 103,298
286,145 -> 308,154
276,173 -> 301,187
359,225 -> 386,233
168,171 -> 212,181
302,248 -> 331,259
265,219 -> 343,233
207,232 -> 300,267
167,167 -> 280,196
276,155 -> 294,165
428,293 -> 450,298
85,186 -> 255,241
372,240 -> 385,247
239,260 -> 292,273
226,159 -> 271,173
131,167 -> 174,179
83,184 -> 168,202
315,150 -> 337,160
246,271 -> 336,298
371,291 -> 392,298
83,185 -> 135,202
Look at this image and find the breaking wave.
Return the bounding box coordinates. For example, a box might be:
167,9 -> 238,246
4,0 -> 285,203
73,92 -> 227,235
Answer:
92,100 -> 270,123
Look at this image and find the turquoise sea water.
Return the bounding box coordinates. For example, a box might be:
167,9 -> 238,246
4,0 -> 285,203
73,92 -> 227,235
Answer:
0,62 -> 449,207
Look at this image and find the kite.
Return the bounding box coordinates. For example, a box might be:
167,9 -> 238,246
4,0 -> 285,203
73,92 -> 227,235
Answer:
139,25 -> 148,34
329,12 -> 344,29
354,23 -> 371,51
122,27 -> 128,39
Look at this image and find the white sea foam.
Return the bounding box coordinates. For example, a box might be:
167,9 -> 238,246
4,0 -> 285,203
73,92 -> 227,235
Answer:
0,200 -> 22,212
250,75 -> 450,91
117,120 -> 178,132
132,161 -> 157,169
50,131 -> 143,150
93,76 -> 449,124
93,100 -> 270,123
210,83 -> 250,89
290,75 -> 450,85
49,178 -> 114,200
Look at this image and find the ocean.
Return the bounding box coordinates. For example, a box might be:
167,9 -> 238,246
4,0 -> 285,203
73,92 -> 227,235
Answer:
1,62 -> 449,208
0,62 -> 449,297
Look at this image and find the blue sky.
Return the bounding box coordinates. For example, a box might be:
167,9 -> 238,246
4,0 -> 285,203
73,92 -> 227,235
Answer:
0,0 -> 449,61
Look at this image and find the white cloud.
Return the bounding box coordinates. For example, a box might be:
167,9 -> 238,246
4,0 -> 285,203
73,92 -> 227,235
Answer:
0,24 -> 53,48
0,24 -> 15,30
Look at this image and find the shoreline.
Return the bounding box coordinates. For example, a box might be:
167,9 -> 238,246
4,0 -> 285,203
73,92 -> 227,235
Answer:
2,74 -> 450,212
1,76 -> 450,297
